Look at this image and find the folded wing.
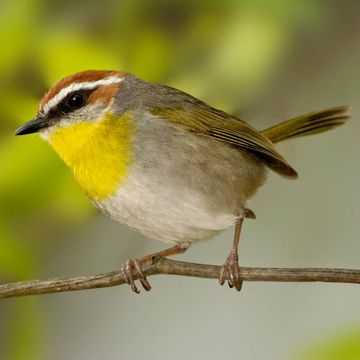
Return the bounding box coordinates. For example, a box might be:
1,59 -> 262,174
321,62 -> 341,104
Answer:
151,104 -> 298,179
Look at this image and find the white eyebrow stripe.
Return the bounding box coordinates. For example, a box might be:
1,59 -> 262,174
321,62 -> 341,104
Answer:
43,75 -> 125,115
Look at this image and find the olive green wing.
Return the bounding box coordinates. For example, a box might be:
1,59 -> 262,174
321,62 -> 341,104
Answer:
151,105 -> 298,178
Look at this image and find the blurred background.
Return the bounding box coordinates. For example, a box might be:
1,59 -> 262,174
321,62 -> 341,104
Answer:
0,0 -> 359,359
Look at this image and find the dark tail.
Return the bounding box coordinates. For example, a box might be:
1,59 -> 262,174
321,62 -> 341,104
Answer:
261,106 -> 350,144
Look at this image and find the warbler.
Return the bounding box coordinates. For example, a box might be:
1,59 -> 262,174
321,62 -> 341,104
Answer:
15,70 -> 349,293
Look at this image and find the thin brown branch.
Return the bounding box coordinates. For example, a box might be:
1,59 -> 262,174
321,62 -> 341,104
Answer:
1,257 -> 359,299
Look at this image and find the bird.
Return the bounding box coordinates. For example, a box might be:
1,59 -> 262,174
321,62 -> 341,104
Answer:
15,70 -> 349,293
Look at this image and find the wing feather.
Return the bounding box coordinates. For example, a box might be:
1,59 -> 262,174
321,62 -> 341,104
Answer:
151,104 -> 298,178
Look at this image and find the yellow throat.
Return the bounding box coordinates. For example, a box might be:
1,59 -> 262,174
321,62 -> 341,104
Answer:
48,112 -> 135,200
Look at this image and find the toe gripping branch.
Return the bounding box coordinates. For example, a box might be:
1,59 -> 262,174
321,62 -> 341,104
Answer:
120,242 -> 191,293
121,214 -> 247,294
219,217 -> 244,291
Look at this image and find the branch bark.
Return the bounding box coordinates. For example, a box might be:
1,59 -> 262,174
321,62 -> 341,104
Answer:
1,257 -> 359,299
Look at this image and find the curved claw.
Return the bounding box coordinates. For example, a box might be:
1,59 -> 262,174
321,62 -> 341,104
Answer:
133,260 -> 151,291
120,259 -> 151,294
219,266 -> 226,286
219,251 -> 243,291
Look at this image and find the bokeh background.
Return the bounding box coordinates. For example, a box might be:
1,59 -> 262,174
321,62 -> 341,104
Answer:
1,1 -> 359,359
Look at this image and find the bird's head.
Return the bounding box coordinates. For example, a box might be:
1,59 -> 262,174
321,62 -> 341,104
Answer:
14,70 -> 136,200
15,69 -> 127,138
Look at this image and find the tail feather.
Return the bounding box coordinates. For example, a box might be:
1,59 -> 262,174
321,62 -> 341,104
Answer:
261,106 -> 350,144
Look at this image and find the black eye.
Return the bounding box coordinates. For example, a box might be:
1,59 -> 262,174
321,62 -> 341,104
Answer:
67,93 -> 85,109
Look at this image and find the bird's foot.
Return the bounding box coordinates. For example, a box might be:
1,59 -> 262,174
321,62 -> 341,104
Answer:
120,258 -> 151,294
219,250 -> 242,291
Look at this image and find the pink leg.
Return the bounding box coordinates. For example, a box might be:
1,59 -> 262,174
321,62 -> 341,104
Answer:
219,217 -> 244,291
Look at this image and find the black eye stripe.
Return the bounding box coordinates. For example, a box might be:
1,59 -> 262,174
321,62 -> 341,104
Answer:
47,88 -> 97,118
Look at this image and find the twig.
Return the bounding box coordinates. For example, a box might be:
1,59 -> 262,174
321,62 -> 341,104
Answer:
0,257 -> 359,299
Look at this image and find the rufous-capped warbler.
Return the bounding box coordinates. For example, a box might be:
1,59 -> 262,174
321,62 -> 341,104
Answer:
15,70 -> 349,293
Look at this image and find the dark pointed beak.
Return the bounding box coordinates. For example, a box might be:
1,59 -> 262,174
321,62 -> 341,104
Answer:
15,116 -> 50,136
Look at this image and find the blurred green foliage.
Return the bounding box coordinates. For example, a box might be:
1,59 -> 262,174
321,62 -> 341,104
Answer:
0,0 -> 357,359
296,327 -> 360,360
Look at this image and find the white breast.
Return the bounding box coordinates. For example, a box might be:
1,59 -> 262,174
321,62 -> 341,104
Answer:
94,114 -> 267,245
